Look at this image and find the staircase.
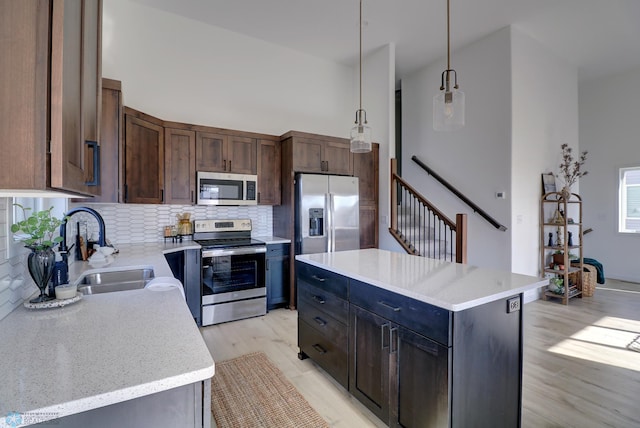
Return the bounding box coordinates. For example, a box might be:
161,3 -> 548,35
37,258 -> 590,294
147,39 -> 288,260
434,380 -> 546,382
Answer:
396,204 -> 450,258
389,159 -> 467,263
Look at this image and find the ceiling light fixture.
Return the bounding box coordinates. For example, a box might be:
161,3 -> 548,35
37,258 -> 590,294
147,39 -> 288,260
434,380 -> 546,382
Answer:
350,0 -> 372,153
433,0 -> 465,131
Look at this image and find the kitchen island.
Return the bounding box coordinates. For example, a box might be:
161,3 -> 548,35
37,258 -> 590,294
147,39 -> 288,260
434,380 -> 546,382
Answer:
0,242 -> 214,428
296,249 -> 547,428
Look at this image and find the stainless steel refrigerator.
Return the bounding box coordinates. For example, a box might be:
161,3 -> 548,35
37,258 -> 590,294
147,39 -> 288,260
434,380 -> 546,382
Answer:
295,173 -> 360,255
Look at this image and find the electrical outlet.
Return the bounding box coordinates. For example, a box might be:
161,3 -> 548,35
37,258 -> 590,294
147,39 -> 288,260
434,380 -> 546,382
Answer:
507,296 -> 521,313
496,191 -> 506,199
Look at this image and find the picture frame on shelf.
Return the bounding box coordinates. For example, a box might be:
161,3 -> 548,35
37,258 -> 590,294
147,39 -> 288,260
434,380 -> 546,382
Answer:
542,173 -> 556,194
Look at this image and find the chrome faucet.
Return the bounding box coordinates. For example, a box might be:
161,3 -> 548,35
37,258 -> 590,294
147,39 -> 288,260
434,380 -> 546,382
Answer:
58,207 -> 107,258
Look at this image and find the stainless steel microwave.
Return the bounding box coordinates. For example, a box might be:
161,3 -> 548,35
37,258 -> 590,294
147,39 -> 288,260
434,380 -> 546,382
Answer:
196,171 -> 258,206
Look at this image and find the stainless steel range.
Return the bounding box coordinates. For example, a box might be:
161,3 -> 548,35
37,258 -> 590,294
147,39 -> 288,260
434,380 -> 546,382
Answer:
193,219 -> 266,326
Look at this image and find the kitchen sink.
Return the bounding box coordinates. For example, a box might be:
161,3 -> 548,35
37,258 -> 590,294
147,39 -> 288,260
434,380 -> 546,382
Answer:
76,268 -> 155,295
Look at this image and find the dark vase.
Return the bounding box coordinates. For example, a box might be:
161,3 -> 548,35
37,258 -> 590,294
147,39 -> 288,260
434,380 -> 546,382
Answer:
27,248 -> 56,303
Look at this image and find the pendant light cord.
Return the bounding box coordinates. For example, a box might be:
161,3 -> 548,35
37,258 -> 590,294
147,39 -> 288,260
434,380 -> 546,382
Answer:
359,0 -> 363,111
447,0 -> 450,71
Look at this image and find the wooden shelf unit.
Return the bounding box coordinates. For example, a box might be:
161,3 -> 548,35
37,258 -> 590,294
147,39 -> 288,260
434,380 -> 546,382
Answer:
540,191 -> 584,305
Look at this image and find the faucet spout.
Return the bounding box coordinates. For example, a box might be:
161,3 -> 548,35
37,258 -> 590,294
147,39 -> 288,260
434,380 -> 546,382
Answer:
58,207 -> 107,253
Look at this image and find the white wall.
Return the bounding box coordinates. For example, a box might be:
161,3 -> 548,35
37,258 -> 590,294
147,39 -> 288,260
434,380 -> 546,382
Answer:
103,0 -> 353,138
579,67 -> 640,282
359,44 -> 402,252
401,28 -> 513,270
511,27 -> 578,277
104,0 -> 398,253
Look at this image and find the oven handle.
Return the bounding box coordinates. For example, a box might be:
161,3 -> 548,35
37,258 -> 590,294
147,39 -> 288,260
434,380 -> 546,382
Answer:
202,246 -> 267,257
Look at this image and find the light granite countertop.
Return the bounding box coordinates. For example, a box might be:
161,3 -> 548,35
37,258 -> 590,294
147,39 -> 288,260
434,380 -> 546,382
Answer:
0,242 -> 214,427
296,249 -> 548,311
67,241 -> 201,283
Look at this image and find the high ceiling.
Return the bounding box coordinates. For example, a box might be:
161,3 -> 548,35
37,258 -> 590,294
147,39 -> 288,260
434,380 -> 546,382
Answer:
133,0 -> 640,83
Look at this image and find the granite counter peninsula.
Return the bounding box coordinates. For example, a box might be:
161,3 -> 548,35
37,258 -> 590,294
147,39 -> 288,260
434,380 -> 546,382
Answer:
296,249 -> 547,428
0,242 -> 213,428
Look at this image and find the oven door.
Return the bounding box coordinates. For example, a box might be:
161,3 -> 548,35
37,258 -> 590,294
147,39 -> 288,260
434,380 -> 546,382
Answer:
201,246 -> 266,302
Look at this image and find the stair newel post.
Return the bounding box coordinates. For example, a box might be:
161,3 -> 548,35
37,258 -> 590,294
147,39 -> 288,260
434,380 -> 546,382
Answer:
455,213 -> 467,264
390,158 -> 398,233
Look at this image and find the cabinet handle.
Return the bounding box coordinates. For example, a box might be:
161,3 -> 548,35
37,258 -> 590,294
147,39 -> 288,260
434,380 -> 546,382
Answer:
313,316 -> 327,326
390,327 -> 398,354
191,190 -> 194,203
381,323 -> 390,350
161,188 -> 164,203
229,160 -> 232,171
124,184 -> 129,202
257,192 -> 261,204
378,300 -> 402,312
224,159 -> 227,171
84,141 -> 100,186
311,275 -> 325,282
312,344 -> 327,354
312,295 -> 326,304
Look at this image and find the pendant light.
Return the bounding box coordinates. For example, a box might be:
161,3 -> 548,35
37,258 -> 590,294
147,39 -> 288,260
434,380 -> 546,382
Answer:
350,0 -> 372,153
433,0 -> 465,131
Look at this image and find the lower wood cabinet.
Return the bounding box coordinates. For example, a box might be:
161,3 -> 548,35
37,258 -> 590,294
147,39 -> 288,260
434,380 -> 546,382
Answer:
350,291 -> 450,427
265,243 -> 289,310
297,262 -> 523,428
296,262 -> 349,389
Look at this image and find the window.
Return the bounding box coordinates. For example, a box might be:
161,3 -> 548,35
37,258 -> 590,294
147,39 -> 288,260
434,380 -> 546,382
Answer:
5,197 -> 68,259
619,167 -> 640,233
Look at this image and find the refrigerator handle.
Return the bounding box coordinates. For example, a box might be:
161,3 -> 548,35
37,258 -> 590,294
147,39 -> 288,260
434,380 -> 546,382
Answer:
326,193 -> 332,252
329,193 -> 336,252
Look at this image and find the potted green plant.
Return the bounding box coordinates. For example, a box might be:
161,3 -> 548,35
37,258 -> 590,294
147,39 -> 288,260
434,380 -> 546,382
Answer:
11,204 -> 67,303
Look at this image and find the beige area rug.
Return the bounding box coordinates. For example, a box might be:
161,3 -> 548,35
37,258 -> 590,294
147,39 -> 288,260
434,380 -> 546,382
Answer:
211,352 -> 329,428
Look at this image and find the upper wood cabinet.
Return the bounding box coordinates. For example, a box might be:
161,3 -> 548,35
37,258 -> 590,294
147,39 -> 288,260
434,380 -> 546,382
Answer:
124,108 -> 164,204
288,133 -> 353,175
195,132 -> 257,174
353,143 -> 379,249
165,128 -> 196,205
0,0 -> 102,196
84,78 -> 123,203
257,139 -> 281,205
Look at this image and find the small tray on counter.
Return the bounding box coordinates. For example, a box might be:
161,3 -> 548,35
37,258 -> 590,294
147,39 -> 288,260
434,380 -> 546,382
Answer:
24,293 -> 82,310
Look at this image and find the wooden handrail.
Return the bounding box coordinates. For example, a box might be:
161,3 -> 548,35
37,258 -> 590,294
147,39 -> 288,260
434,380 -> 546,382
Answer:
390,159 -> 467,263
411,155 -> 507,232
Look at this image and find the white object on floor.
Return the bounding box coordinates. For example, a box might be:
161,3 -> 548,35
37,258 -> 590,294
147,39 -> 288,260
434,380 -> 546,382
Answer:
145,277 -> 185,300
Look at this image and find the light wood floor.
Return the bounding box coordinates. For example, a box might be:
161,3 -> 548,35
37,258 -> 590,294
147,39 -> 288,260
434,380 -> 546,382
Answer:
199,279 -> 640,427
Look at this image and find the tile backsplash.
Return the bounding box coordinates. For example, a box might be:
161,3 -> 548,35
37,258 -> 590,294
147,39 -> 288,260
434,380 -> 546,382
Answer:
0,200 -> 274,321
68,202 -> 273,245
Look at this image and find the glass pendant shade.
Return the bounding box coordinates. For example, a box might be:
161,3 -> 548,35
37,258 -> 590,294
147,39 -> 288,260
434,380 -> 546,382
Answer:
433,88 -> 465,131
350,123 -> 372,153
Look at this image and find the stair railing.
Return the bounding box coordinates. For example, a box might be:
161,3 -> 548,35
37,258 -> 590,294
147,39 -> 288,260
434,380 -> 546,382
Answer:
412,155 -> 507,231
390,159 -> 467,263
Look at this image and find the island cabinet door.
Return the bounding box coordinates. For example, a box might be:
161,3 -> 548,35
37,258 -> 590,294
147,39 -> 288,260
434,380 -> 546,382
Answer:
390,327 -> 451,428
349,304 -> 391,423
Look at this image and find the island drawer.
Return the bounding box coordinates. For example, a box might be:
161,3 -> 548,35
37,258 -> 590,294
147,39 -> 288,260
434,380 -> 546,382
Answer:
296,262 -> 348,300
298,318 -> 348,389
298,281 -> 349,324
298,295 -> 348,348
350,279 -> 452,346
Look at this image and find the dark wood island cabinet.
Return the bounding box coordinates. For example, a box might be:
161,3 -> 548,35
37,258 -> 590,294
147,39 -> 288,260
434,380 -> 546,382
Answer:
296,250 -> 546,428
